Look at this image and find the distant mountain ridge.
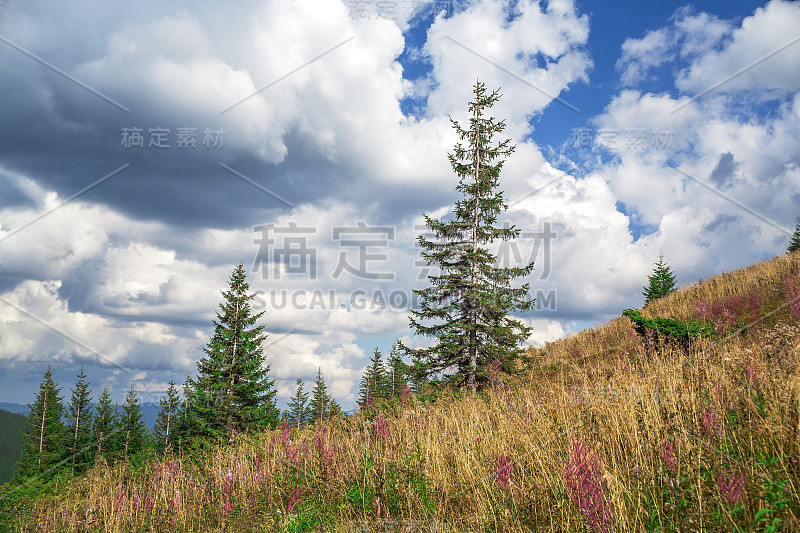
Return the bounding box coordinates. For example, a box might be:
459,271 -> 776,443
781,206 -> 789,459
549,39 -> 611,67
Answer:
0,402 -> 162,429
0,408 -> 27,484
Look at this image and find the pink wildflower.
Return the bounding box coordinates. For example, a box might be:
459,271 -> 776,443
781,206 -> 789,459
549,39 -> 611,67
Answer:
315,426 -> 336,467
489,359 -> 505,391
374,415 -> 390,439
716,468 -> 746,506
494,454 -> 513,490
132,487 -> 140,513
401,385 -> 411,405
280,420 -> 291,449
749,292 -> 759,322
744,363 -> 759,388
700,408 -> 719,438
563,436 -> 613,533
171,489 -> 181,511
113,487 -> 124,514
658,440 -> 678,474
224,471 -> 234,513
696,298 -> 710,320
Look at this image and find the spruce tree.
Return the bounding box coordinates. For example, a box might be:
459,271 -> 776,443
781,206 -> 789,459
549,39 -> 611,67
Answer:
358,348 -> 388,409
92,385 -> 118,465
64,365 -> 93,472
120,383 -> 147,459
788,218 -> 800,254
285,378 -> 311,430
408,357 -> 430,395
13,366 -> 66,481
152,380 -> 182,453
309,368 -> 339,424
402,80 -> 534,392
642,253 -> 678,305
385,342 -> 408,397
187,263 -> 279,442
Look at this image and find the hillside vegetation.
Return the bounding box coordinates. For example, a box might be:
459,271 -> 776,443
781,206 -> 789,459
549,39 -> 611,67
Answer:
0,410 -> 26,485
2,252 -> 799,532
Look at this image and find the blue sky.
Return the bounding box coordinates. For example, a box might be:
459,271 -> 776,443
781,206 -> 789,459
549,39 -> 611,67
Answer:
0,0 -> 798,413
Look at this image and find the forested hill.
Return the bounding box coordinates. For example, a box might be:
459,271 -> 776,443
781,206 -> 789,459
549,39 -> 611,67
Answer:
0,409 -> 26,485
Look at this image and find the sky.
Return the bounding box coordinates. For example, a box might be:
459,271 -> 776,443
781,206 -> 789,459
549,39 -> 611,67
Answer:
1,0 -> 798,413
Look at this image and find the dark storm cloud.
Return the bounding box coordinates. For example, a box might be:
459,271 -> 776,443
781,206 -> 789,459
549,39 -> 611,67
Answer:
0,0 -> 435,235
0,174 -> 38,210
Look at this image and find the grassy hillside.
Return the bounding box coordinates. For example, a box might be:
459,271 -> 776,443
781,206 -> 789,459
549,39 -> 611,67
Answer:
2,252 -> 799,532
0,410 -> 26,485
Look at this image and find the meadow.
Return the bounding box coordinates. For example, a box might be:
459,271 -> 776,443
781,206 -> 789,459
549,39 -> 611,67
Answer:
3,252 -> 799,532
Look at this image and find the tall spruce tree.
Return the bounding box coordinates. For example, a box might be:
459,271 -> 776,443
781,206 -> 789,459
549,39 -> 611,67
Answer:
285,378 -> 311,430
65,365 -> 93,472
642,253 -> 678,305
13,366 -> 66,481
187,263 -> 279,442
358,348 -> 388,409
92,385 -> 118,465
402,81 -> 534,392
309,368 -> 340,424
385,342 -> 408,397
788,218 -> 800,253
152,380 -> 182,453
120,383 -> 147,459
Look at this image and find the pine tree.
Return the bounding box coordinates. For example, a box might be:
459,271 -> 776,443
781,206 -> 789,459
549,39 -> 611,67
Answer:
120,383 -> 147,459
92,385 -> 118,465
285,378 -> 311,430
358,348 -> 388,409
13,366 -> 66,481
187,263 -> 279,442
788,218 -> 800,254
385,342 -> 408,397
64,365 -> 93,472
408,357 -> 430,395
642,252 -> 678,305
401,80 -> 534,392
309,368 -> 340,424
152,380 -> 182,453
174,371 -> 192,445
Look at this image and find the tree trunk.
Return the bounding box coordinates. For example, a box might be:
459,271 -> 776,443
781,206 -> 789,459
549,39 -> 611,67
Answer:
468,104 -> 482,393
38,392 -> 47,468
228,298 -> 240,433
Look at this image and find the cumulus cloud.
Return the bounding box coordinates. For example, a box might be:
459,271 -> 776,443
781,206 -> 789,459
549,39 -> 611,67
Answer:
1,0 -> 797,411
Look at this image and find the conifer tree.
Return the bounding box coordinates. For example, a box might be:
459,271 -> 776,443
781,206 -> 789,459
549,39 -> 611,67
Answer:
402,81 -> 534,392
642,252 -> 678,305
788,218 -> 800,254
14,366 -> 66,481
187,263 -> 279,442
92,385 -> 118,465
174,371 -> 192,444
285,378 -> 311,430
152,380 -> 182,453
408,357 -> 430,395
120,383 -> 147,459
309,368 -> 340,424
358,348 -> 388,409
385,342 -> 408,397
65,365 -> 93,472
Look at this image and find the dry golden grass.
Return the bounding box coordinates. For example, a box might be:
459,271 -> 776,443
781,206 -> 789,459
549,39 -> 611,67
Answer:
10,252 -> 800,532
